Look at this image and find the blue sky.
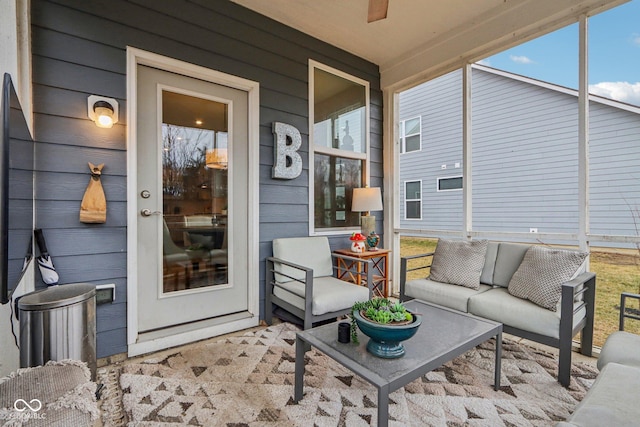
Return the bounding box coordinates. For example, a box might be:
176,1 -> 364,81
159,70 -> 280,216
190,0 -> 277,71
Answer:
481,0 -> 640,106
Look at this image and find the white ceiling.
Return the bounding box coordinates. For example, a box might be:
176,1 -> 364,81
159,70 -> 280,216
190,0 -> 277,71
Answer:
231,0 -> 627,89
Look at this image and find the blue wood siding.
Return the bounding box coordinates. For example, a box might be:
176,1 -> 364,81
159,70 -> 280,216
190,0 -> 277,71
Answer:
399,66 -> 640,242
31,0 -> 381,358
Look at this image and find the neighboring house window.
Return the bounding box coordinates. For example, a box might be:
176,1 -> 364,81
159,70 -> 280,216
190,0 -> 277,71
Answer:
310,61 -> 370,233
405,180 -> 422,219
437,176 -> 463,191
400,117 -> 421,153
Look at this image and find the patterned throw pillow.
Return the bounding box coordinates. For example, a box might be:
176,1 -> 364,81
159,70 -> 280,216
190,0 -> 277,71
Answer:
508,246 -> 588,311
429,239 -> 488,290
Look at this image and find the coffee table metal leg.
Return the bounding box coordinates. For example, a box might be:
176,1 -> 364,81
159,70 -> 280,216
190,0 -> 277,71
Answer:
494,331 -> 502,391
377,385 -> 389,427
294,335 -> 305,402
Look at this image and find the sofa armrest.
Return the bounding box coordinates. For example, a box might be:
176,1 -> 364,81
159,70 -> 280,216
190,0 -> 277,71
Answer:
331,253 -> 374,299
620,292 -> 640,331
560,271 -> 596,354
400,252 -> 435,301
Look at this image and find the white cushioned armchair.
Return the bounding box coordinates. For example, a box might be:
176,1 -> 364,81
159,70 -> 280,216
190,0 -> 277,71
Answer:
265,236 -> 373,329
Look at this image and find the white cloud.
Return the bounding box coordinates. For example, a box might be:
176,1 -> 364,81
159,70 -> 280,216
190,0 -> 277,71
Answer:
476,59 -> 491,66
633,33 -> 640,46
510,55 -> 534,64
589,81 -> 640,106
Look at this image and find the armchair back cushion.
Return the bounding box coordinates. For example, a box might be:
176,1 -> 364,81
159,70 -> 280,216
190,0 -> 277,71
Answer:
272,236 -> 333,281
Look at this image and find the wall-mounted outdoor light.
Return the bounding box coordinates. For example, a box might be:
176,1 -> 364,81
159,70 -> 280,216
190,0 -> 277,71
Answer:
87,95 -> 118,128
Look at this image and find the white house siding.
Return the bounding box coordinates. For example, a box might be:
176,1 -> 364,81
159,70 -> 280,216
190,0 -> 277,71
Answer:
399,66 -> 640,242
30,0 -> 381,358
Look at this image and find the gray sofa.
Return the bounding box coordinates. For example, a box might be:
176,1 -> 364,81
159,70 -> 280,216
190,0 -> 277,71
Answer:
400,239 -> 596,387
557,292 -> 640,427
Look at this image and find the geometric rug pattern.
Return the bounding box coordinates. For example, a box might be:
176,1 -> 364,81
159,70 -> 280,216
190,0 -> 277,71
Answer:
107,323 -> 597,426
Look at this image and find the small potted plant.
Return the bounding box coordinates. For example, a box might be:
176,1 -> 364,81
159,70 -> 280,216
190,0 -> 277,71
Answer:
350,298 -> 422,358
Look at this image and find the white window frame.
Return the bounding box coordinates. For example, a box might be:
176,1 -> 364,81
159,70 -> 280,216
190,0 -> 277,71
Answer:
404,180 -> 422,220
437,175 -> 463,192
309,60 -> 371,235
400,116 -> 421,153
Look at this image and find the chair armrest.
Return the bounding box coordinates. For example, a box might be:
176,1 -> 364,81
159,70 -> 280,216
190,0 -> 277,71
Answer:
620,292 -> 640,331
265,256 -> 314,315
266,256 -> 313,282
331,253 -> 374,299
399,252 -> 435,301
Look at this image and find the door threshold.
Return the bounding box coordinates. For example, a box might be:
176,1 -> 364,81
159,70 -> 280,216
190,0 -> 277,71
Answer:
129,311 -> 258,357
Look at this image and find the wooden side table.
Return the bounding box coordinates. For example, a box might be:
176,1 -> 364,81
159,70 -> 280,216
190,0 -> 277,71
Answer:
333,248 -> 391,298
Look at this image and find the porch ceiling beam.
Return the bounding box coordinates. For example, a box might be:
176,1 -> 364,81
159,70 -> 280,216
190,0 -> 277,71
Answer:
382,0 -> 628,90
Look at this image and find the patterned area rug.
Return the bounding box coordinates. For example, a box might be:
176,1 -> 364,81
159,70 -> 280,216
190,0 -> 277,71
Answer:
105,323 -> 597,426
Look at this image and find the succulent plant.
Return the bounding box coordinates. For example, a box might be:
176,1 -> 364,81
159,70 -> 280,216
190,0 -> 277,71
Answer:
350,298 -> 413,343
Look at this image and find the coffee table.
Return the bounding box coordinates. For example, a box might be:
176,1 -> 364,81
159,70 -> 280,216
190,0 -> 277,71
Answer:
294,299 -> 502,427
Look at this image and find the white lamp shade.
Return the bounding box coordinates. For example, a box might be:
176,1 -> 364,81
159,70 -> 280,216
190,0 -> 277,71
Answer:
352,187 -> 383,212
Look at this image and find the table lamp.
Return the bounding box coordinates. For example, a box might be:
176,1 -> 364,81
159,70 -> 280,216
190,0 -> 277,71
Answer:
352,187 -> 383,245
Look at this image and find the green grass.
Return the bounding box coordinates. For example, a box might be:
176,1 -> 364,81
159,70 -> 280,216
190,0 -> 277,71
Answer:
400,237 -> 640,348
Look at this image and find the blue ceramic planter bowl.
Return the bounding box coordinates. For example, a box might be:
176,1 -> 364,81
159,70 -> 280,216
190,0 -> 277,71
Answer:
353,310 -> 422,358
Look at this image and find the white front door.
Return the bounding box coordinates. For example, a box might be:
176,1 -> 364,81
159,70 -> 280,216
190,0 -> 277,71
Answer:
129,56 -> 258,351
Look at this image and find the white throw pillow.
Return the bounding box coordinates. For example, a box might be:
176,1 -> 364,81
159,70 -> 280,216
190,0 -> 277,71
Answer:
428,239 -> 488,290
508,246 -> 588,311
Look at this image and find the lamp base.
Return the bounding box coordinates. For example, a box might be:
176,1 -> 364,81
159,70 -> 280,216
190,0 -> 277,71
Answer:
360,215 -> 376,248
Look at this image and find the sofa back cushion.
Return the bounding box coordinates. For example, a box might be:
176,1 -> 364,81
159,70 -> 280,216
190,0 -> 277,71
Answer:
480,242 -> 499,285
429,239 -> 488,289
508,246 -> 588,311
272,236 -> 333,281
491,243 -> 531,287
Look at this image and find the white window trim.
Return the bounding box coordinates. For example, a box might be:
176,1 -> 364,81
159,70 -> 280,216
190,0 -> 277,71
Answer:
400,116 -> 421,154
309,59 -> 371,236
404,180 -> 422,220
437,175 -> 463,192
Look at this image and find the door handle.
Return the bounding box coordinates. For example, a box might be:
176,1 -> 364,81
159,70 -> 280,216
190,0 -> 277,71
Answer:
141,209 -> 162,217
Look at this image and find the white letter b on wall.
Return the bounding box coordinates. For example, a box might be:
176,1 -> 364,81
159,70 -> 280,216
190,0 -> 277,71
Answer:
272,122 -> 302,180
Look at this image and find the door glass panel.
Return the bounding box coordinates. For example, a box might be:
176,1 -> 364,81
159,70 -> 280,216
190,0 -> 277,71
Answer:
161,90 -> 228,293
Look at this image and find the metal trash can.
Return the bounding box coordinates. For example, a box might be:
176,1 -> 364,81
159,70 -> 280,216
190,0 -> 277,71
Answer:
18,283 -> 96,379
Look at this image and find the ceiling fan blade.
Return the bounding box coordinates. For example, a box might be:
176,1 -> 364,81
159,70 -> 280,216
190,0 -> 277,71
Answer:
367,0 -> 388,23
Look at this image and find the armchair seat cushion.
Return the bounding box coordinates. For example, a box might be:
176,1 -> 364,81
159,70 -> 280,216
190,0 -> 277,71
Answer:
273,276 -> 370,316
561,362 -> 640,427
405,278 -> 492,312
597,331 -> 640,370
468,287 -> 586,339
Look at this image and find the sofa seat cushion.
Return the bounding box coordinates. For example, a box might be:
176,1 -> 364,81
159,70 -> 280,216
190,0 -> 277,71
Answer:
468,287 -> 586,339
405,278 -> 492,312
508,246 -> 588,311
429,239 -> 488,289
273,276 -> 369,316
562,362 -> 640,427
597,331 -> 640,370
